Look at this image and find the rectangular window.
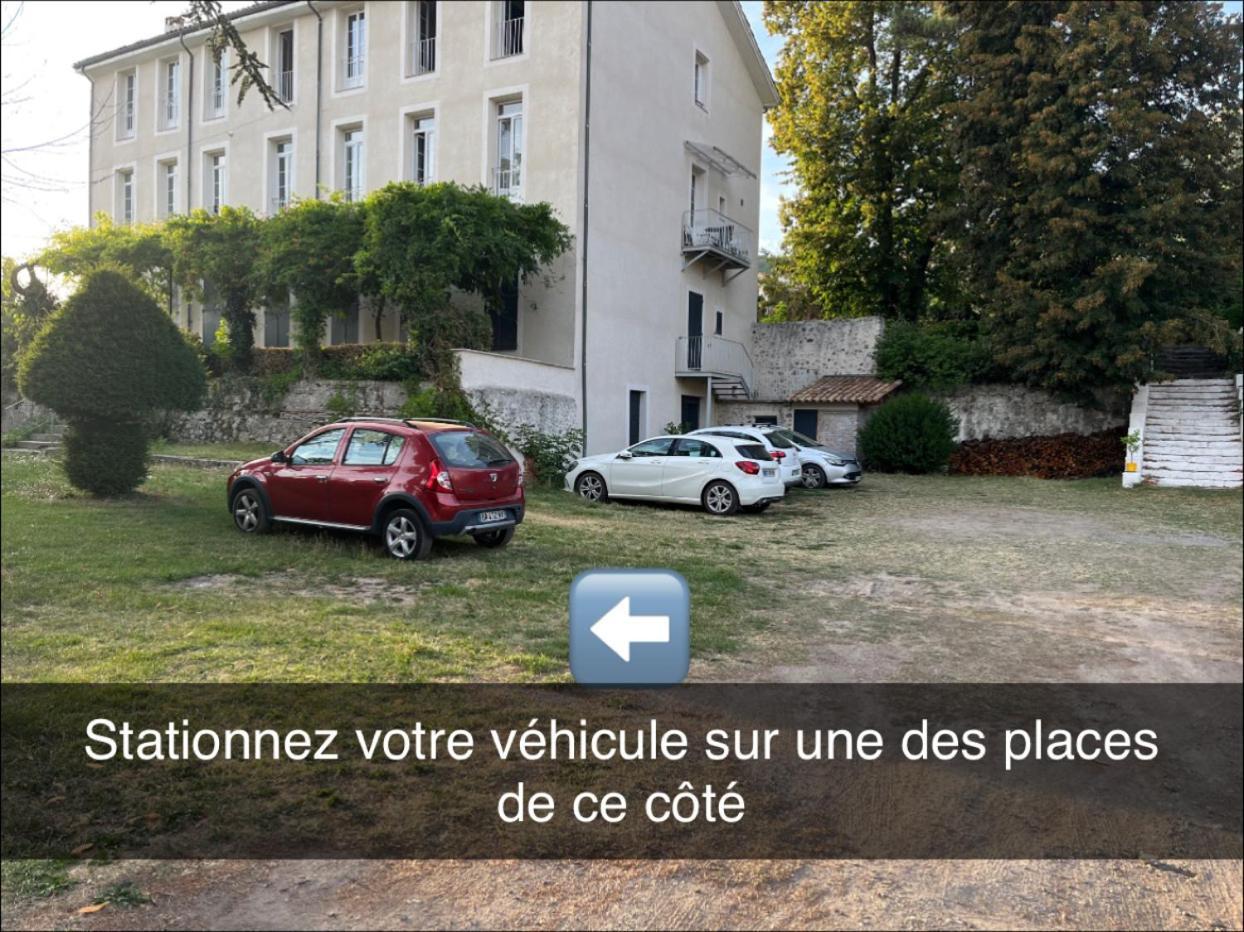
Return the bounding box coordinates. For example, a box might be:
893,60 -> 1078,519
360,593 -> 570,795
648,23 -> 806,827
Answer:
271,138 -> 293,211
491,0 -> 524,59
343,10 -> 366,88
277,28 -> 294,103
342,127 -> 364,201
494,99 -> 522,198
207,151 -> 227,213
628,390 -> 646,446
118,170 -> 134,223
714,310 -> 724,336
407,1 -> 437,76
489,281 -> 518,351
160,160 -> 178,218
264,305 -> 291,347
161,58 -> 181,129
208,51 -> 226,117
409,114 -> 435,185
330,299 -> 360,343
694,51 -> 709,109
118,71 -> 136,139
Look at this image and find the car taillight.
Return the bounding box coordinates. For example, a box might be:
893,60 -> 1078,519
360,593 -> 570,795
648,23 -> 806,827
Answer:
771,450 -> 786,460
734,461 -> 761,475
428,460 -> 454,492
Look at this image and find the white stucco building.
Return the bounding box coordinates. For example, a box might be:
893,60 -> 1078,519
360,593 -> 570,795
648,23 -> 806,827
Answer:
76,0 -> 777,453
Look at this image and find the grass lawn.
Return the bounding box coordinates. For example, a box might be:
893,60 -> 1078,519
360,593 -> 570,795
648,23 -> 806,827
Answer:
2,451 -> 1241,683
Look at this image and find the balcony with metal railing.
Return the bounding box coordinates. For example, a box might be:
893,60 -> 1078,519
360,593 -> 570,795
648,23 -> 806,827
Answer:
341,55 -> 365,89
410,36 -> 436,75
277,69 -> 294,103
492,166 -> 522,201
492,15 -> 524,59
675,335 -> 755,399
681,208 -> 752,282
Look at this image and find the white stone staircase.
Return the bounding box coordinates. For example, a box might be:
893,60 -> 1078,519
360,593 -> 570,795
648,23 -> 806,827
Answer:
1131,378 -> 1242,489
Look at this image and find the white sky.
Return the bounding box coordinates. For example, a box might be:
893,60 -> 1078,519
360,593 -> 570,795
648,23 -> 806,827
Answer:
0,0 -> 793,261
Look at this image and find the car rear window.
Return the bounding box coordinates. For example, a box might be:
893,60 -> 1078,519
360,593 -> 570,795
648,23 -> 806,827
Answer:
430,430 -> 514,469
735,443 -> 772,461
763,431 -> 795,449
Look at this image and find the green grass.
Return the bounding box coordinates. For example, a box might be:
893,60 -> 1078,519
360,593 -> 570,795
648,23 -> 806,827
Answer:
2,451 -> 1240,683
0,860 -> 74,904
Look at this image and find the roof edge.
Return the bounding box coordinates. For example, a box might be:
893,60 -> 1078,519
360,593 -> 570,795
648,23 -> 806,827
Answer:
718,0 -> 780,109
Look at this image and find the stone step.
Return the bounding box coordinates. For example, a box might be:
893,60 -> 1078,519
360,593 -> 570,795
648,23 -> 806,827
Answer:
1145,475 -> 1243,489
1149,386 -> 1237,394
1143,440 -> 1243,453
1143,459 -> 1243,473
29,433 -> 63,442
1149,377 -> 1237,387
11,440 -> 57,451
1144,425 -> 1240,435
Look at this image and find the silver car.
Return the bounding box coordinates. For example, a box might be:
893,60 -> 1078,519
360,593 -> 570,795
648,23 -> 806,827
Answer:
766,428 -> 863,488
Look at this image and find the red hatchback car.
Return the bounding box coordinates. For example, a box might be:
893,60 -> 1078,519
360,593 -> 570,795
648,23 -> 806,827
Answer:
226,417 -> 524,559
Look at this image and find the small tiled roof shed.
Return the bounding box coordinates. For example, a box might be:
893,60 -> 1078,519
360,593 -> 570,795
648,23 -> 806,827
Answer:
788,376 -> 903,406
777,376 -> 903,455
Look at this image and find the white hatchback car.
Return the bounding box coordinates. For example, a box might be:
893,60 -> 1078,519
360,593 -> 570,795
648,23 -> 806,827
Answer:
765,427 -> 863,488
565,435 -> 785,515
688,426 -> 803,487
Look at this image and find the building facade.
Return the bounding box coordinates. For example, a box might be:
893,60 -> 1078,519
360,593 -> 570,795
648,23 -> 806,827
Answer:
76,0 -> 777,453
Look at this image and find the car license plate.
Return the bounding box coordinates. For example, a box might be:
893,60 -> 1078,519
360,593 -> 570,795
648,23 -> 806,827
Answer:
478,510 -> 508,523
762,468 -> 776,477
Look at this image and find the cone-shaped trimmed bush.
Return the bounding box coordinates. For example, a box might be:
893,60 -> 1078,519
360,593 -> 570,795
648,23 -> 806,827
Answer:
858,393 -> 959,474
18,269 -> 206,495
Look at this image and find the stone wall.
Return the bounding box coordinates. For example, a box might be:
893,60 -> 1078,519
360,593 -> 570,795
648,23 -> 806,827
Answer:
167,378 -> 410,445
937,384 -> 1127,442
750,317 -> 885,400
456,349 -> 580,436
713,400 -> 867,455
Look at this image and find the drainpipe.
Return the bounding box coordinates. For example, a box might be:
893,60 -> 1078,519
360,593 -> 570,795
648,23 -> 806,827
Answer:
308,1 -> 324,196
579,1 -> 593,445
178,30 -> 195,323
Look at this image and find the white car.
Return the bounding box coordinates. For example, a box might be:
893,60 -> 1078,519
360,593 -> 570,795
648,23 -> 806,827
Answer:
765,427 -> 863,488
688,426 -> 803,487
565,434 -> 785,515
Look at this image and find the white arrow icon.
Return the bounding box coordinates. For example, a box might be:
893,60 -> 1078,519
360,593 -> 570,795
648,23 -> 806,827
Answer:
590,596 -> 671,661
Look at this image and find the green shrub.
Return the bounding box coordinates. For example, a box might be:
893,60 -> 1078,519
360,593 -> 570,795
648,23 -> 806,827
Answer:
511,423 -> 585,484
62,419 -> 149,496
320,342 -> 422,381
17,270 -> 206,495
399,384 -> 477,423
858,393 -> 958,474
875,320 -> 995,391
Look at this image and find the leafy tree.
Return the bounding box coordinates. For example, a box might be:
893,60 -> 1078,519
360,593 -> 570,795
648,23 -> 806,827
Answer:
764,0 -> 959,321
37,215 -> 174,313
356,183 -> 572,373
17,270 -> 206,495
756,251 -> 822,321
948,0 -> 1243,396
874,319 -> 996,391
2,258 -> 59,389
256,197 -> 365,361
165,207 -> 263,368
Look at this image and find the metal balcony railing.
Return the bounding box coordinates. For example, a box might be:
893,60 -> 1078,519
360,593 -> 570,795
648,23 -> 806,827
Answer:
492,15 -> 524,59
270,195 -> 289,214
341,55 -> 365,89
277,69 -> 294,103
675,335 -> 754,387
492,166 -> 522,200
411,36 -> 436,75
681,207 -> 753,271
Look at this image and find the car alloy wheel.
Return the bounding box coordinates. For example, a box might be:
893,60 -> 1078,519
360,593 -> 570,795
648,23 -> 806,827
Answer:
802,464 -> 827,489
575,472 -> 606,502
703,481 -> 736,515
385,513 -> 425,559
233,490 -> 262,532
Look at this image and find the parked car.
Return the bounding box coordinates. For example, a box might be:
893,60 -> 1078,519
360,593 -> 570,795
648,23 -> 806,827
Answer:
226,417 -> 524,559
688,425 -> 803,487
565,434 -> 785,515
765,427 -> 863,488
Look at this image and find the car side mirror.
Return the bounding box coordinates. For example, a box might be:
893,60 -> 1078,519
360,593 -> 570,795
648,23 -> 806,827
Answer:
271,451 -> 287,464
617,450 -> 633,460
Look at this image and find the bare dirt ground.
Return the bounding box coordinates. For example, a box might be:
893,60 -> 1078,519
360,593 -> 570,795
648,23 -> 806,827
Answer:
4,478 -> 1241,930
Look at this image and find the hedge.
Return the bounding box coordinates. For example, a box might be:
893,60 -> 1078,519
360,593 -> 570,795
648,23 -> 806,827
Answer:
949,428 -> 1125,479
858,394 -> 959,474
249,342 -> 422,381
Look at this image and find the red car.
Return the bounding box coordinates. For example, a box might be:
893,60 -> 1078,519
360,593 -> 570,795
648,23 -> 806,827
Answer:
226,417 -> 524,559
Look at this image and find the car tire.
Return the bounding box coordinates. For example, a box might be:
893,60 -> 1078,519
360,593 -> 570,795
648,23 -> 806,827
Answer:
574,471 -> 609,503
742,502 -> 771,513
230,486 -> 271,534
801,464 -> 827,489
473,526 -> 515,549
702,480 -> 739,516
383,508 -> 433,560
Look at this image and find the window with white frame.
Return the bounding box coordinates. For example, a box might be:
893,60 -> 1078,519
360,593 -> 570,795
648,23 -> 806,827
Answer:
270,137 -> 293,212
406,1 -> 437,76
207,50 -> 226,118
341,126 -> 364,201
491,0 -> 524,60
275,28 -> 295,103
341,9 -> 366,89
159,160 -> 178,218
693,50 -> 709,110
159,57 -> 181,129
117,70 -> 136,139
408,113 -> 435,185
117,169 -> 134,223
205,150 -> 227,213
493,99 -> 522,198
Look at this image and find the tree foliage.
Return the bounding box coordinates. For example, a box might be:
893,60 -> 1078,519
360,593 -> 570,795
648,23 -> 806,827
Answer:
874,319 -> 995,391
765,0 -> 959,321
2,258 -> 59,388
257,197 -> 365,359
37,215 -> 174,312
858,393 -> 958,473
164,207 -> 263,368
756,250 -> 822,321
947,0 -> 1243,397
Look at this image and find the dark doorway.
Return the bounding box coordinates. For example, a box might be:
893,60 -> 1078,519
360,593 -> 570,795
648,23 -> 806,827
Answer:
628,390 -> 646,445
680,395 -> 701,432
793,408 -> 819,439
490,282 -> 519,352
686,291 -> 703,369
